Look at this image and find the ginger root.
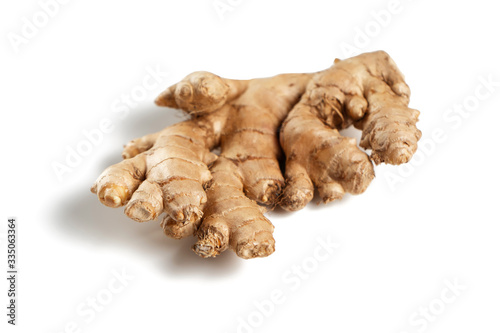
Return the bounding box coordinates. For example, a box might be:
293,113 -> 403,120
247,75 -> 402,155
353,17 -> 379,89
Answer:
91,51 -> 421,259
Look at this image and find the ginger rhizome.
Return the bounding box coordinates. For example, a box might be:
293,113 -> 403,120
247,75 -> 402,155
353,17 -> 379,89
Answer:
91,51 -> 421,259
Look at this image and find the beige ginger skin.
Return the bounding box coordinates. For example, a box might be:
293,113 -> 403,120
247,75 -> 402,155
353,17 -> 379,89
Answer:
91,51 -> 421,259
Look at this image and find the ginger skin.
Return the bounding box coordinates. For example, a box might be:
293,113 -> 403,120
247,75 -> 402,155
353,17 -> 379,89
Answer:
92,51 -> 421,259
280,52 -> 421,210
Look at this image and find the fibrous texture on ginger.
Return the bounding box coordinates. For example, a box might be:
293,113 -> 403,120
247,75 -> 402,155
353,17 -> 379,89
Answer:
92,51 -> 421,259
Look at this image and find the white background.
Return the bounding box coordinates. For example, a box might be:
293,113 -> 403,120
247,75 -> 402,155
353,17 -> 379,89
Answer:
1,0 -> 499,332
